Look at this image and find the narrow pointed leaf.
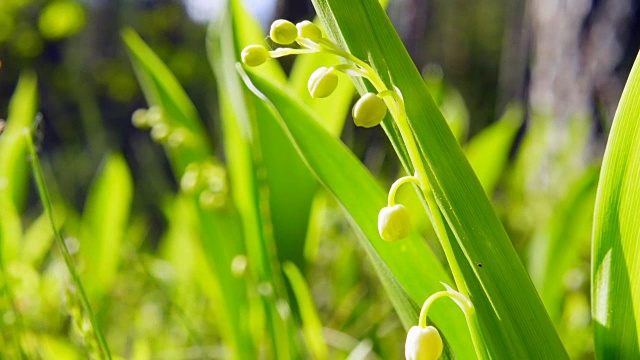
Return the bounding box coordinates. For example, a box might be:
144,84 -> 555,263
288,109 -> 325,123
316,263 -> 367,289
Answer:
81,154 -> 132,303
0,72 -> 38,263
592,50 -> 640,357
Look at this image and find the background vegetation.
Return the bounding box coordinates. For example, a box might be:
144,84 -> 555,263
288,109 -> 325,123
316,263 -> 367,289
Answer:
1,0 -> 639,358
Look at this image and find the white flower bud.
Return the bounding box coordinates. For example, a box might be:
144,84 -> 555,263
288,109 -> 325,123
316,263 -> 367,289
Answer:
405,326 -> 443,360
378,204 -> 411,241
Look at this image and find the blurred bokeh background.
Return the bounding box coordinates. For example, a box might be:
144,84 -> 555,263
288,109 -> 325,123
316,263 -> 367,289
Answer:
1,0 -> 639,358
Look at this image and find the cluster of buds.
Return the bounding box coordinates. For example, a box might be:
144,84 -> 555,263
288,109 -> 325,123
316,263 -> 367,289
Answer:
180,161 -> 228,210
131,106 -> 187,148
241,19 -> 415,241
241,19 -> 390,129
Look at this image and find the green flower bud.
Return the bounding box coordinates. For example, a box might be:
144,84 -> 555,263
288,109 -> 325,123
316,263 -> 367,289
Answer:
308,67 -> 338,98
241,45 -> 270,67
131,108 -> 149,129
296,20 -> 322,42
405,326 -> 443,360
150,123 -> 170,143
378,204 -> 411,241
353,93 -> 387,128
146,106 -> 163,126
270,19 -> 298,45
180,165 -> 200,193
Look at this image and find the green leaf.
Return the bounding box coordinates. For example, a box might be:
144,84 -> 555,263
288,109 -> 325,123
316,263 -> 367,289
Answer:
81,154 -> 132,302
283,262 -> 328,360
464,103 -> 523,194
239,68 -> 474,358
0,71 -> 38,263
311,1 -> 567,358
592,50 -> 640,357
528,165 -> 598,323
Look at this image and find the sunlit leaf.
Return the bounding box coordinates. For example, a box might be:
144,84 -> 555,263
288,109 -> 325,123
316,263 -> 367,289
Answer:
311,1 -> 567,358
592,50 -> 640,358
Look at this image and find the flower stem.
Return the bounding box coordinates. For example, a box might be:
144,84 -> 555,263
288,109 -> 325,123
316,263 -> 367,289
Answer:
23,130 -> 112,360
418,290 -> 487,360
388,175 -> 420,207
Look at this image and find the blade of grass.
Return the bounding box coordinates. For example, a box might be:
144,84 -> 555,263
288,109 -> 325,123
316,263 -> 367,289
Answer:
24,131 -> 111,360
283,262 -> 328,360
592,50 -> 640,357
239,68 -> 475,359
80,154 -> 132,304
311,1 -> 567,357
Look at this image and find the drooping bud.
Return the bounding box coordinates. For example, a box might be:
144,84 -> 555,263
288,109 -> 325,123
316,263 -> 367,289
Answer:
378,204 -> 411,241
296,20 -> 322,42
405,326 -> 443,360
353,93 -> 387,128
241,45 -> 270,67
307,67 -> 338,98
270,19 -> 298,45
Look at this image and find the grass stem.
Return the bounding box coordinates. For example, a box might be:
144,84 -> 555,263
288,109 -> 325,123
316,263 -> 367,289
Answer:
23,130 -> 112,360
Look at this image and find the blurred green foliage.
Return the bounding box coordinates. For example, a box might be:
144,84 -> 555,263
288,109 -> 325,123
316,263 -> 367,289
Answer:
0,0 -> 639,358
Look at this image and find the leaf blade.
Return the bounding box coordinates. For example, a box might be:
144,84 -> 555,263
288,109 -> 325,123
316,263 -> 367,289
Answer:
592,50 -> 640,357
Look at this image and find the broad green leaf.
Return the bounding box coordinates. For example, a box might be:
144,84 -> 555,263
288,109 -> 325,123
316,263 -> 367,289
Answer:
464,104 -> 523,194
81,154 -> 132,303
240,69 -> 474,358
527,165 -> 598,323
123,29 -> 253,358
283,262 -> 328,360
311,1 -> 567,358
592,50 -> 640,357
0,72 -> 38,263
